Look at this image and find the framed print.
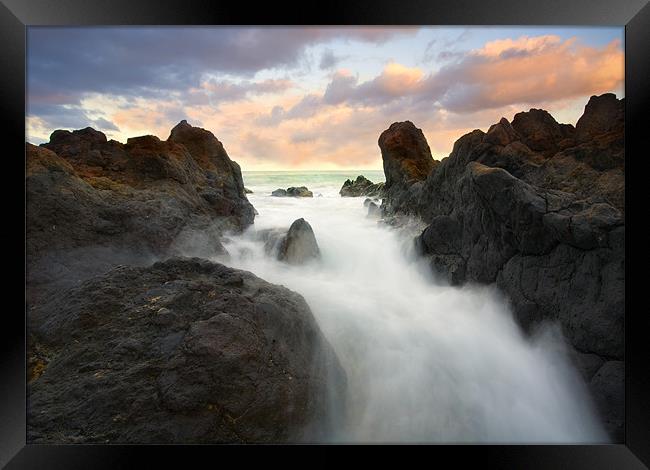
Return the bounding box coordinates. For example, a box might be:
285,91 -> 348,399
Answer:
2,0 -> 648,467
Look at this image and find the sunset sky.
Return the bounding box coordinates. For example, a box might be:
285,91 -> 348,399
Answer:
26,27 -> 624,170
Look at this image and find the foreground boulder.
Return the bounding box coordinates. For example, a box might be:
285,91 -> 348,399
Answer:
259,219 -> 321,265
278,219 -> 321,264
27,122 -> 255,303
339,175 -> 385,198
272,186 -> 313,197
27,257 -> 346,443
380,94 -> 625,440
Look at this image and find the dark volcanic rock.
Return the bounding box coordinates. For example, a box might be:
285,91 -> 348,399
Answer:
380,94 -> 625,440
272,187 -> 313,197
590,361 -> 624,441
378,121 -> 438,214
27,122 -> 255,302
339,175 -> 385,198
27,257 -> 346,444
287,186 -> 313,197
511,108 -> 574,155
277,219 -> 321,265
575,93 -> 624,143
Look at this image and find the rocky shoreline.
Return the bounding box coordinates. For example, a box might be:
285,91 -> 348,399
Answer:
26,95 -> 625,442
376,93 -> 625,440
26,121 -> 345,443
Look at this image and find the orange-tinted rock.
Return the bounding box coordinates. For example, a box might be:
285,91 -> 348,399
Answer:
575,93 -> 624,143
378,121 -> 438,214
511,108 -> 574,155
379,121 -> 436,187
484,117 -> 520,146
27,122 -> 255,303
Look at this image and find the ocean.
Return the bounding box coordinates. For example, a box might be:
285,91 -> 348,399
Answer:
211,170 -> 606,443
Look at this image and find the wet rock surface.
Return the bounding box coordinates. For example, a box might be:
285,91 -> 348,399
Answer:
339,175 -> 385,198
258,219 -> 321,265
380,94 -> 625,441
277,219 -> 321,264
27,258 -> 346,443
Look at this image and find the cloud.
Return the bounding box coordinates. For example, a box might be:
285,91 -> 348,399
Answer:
92,117 -> 120,132
319,49 -> 343,69
27,27 -> 416,100
255,94 -> 324,126
318,35 -> 623,112
26,30 -> 624,170
187,78 -> 294,105
323,64 -> 427,106
25,101 -> 121,142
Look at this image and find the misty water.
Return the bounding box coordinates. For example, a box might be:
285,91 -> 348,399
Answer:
216,171 -> 607,443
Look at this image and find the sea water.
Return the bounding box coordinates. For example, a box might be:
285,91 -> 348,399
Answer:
215,170 -> 606,443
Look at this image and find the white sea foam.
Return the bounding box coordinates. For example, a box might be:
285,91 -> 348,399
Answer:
213,171 -> 606,443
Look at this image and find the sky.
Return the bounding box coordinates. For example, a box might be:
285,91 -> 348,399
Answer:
26,26 -> 624,170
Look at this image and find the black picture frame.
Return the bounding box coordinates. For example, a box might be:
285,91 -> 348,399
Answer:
2,0 -> 647,467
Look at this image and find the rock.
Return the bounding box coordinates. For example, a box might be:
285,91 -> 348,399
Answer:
378,121 -> 439,214
367,202 -> 380,218
484,117 -> 521,147
575,93 -> 624,143
379,121 -> 437,187
27,121 -> 256,304
511,108 -> 573,155
27,257 -> 346,443
255,228 -> 287,256
590,361 -> 624,442
340,175 -> 385,198
272,187 -> 313,197
277,219 -> 321,265
380,94 -> 625,439
287,186 -> 313,197
244,187 -> 253,194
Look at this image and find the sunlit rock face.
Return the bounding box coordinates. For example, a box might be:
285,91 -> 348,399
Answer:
26,121 -> 255,302
380,94 -> 625,441
378,121 -> 439,215
27,257 -> 346,443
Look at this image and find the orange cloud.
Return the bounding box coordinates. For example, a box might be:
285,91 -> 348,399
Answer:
448,36 -> 624,111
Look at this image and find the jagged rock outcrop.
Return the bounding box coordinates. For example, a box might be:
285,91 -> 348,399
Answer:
272,186 -> 313,197
339,175 -> 385,198
378,121 -> 439,213
26,122 -> 255,302
27,257 -> 346,443
380,94 -> 625,441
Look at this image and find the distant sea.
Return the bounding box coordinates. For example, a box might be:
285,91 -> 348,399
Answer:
242,170 -> 385,198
